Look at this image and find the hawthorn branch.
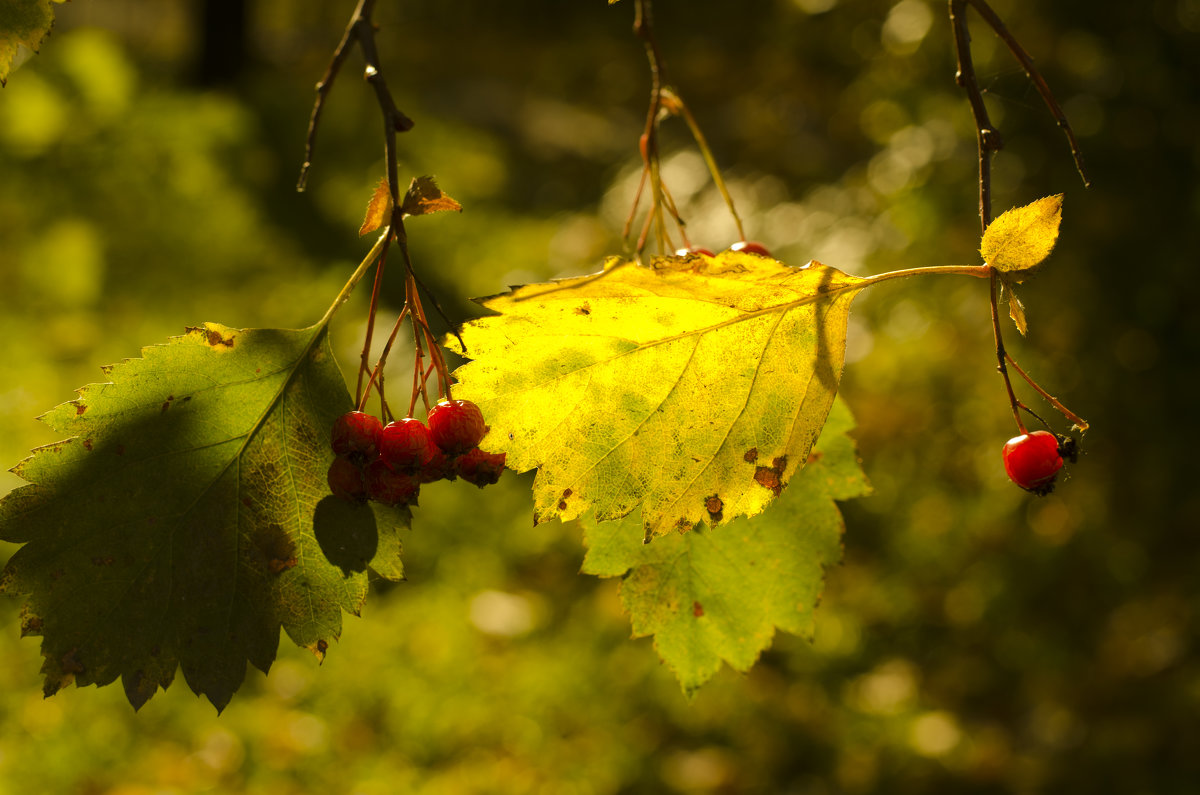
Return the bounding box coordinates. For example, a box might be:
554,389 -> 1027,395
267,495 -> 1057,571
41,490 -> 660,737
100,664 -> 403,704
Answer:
297,0 -> 414,194
949,0 -> 1089,435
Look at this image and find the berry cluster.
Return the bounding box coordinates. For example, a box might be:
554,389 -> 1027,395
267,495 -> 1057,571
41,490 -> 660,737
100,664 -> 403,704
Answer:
674,240 -> 772,258
1002,430 -> 1078,496
327,399 -> 506,507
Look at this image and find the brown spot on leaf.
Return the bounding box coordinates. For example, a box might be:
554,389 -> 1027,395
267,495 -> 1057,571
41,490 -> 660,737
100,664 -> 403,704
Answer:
755,466 -> 782,496
772,455 -> 788,471
254,524 -> 298,575
91,556 -> 114,566
575,302 -> 591,315
562,488 -> 572,498
806,450 -> 824,464
83,439 -> 93,451
693,601 -> 704,617
204,327 -> 236,349
558,500 -> 568,511
705,495 -> 724,524
161,395 -> 173,413
314,639 -> 329,663
60,648 -> 85,676
75,402 -> 87,415
269,558 -> 297,574
19,611 -> 43,637
744,448 -> 758,463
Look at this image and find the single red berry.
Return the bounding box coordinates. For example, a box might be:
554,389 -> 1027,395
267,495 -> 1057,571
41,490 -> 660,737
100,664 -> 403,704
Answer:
327,456 -> 367,503
416,446 -> 455,483
455,447 -> 507,488
380,418 -> 436,472
729,240 -> 771,257
364,457 -> 420,506
427,399 -> 488,455
1002,430 -> 1064,495
674,246 -> 715,257
331,411 -> 383,463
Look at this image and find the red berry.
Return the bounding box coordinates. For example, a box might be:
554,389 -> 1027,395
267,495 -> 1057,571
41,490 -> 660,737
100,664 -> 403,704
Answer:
427,400 -> 488,455
1002,430 -> 1064,495
729,240 -> 771,257
331,411 -> 383,462
364,458 -> 420,506
327,457 -> 367,503
455,447 -> 507,488
674,246 -> 715,257
380,418 -> 436,472
416,445 -> 455,483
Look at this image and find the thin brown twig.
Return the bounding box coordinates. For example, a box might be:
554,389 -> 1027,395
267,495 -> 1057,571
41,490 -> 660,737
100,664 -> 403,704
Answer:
1005,353 -> 1089,430
959,0 -> 1090,188
297,0 -> 414,192
355,227 -> 392,407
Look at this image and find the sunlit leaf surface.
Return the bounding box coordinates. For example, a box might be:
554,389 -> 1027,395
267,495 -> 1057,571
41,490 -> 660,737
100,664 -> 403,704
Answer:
582,398 -> 868,692
453,251 -> 866,538
981,194 -> 1064,275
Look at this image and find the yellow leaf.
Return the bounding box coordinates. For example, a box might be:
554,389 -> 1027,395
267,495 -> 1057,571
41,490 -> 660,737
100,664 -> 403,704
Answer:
1,0 -> 66,86
1006,283 -> 1028,336
357,178 -> 392,237
452,251 -> 867,539
980,194 -> 1064,275
400,175 -> 462,219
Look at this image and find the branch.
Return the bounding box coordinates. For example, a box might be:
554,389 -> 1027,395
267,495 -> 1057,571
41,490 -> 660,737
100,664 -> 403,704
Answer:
949,0 -> 1088,435
960,0 -> 1091,189
297,0 -> 414,193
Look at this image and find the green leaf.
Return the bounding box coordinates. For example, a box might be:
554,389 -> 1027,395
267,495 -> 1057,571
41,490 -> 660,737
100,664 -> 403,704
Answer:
0,0 -> 65,86
452,251 -> 867,539
0,323 -> 407,711
582,398 -> 869,693
980,194 -> 1064,276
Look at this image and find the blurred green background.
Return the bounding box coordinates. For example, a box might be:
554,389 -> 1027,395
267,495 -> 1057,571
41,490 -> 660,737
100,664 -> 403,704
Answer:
1,0 -> 1196,792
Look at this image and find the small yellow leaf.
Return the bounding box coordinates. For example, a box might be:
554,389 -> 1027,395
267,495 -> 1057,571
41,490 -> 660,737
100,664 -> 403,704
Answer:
400,175 -> 462,219
1006,283 -> 1028,336
357,178 -> 392,237
980,194 -> 1064,275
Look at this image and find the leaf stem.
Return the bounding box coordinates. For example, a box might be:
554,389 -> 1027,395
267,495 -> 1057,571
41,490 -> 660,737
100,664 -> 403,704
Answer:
316,231 -> 390,330
861,263 -> 992,287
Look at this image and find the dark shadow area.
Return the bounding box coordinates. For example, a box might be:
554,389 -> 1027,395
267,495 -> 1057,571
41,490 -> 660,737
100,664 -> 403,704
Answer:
313,495 -> 379,576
